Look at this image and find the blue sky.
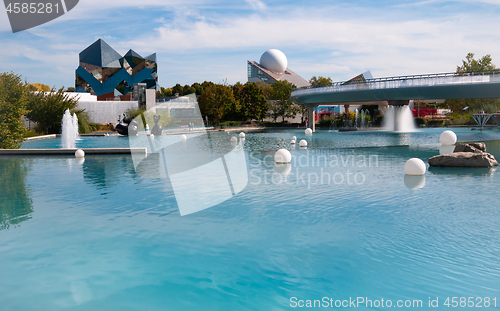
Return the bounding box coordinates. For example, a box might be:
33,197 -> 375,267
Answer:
1,0 -> 500,89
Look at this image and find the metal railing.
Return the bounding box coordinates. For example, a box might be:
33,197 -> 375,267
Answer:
292,70 -> 500,96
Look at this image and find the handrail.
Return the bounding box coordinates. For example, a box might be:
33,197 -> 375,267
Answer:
293,70 -> 500,92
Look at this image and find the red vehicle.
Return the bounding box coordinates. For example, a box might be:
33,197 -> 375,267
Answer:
413,108 -> 437,117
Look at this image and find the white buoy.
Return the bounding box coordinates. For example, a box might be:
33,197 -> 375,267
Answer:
239,132 -> 246,138
180,134 -> 187,141
231,136 -> 238,143
440,130 -> 457,145
150,134 -> 154,139
292,136 -> 297,141
305,128 -> 313,135
299,139 -> 308,147
75,149 -> 85,158
291,140 -> 296,144
404,158 -> 426,176
274,149 -> 292,163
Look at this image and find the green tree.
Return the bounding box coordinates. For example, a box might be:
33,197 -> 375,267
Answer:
28,83 -> 51,92
239,82 -> 268,121
269,80 -> 297,122
26,87 -> 79,134
183,84 -> 196,95
65,87 -> 75,92
198,83 -> 236,124
0,72 -> 29,149
309,76 -> 332,86
172,84 -> 184,96
445,53 -> 500,113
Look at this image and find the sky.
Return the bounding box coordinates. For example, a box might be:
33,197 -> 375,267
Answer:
1,0 -> 500,89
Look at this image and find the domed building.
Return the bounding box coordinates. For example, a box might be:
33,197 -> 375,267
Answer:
247,49 -> 310,87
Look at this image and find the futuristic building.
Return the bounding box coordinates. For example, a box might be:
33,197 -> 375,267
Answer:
75,39 -> 158,100
248,49 -> 310,87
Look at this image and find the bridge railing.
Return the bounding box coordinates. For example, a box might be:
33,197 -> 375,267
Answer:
292,70 -> 500,96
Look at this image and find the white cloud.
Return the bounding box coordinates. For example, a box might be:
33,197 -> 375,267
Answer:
245,0 -> 266,11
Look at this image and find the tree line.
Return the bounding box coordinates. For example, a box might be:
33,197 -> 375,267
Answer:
160,80 -> 302,125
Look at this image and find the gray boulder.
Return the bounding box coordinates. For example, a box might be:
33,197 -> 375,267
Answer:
429,152 -> 498,167
453,142 -> 486,153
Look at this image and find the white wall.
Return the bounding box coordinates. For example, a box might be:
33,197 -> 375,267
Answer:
78,101 -> 138,124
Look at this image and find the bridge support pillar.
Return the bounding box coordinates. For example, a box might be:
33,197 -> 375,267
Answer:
307,106 -> 316,132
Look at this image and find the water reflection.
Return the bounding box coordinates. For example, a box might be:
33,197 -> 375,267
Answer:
82,155 -> 136,190
0,158 -> 33,230
404,175 -> 426,189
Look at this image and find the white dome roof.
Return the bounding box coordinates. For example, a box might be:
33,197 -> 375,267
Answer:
260,49 -> 288,74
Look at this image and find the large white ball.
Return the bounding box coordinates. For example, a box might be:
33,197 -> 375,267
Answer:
299,139 -> 308,147
230,136 -> 238,143
305,128 -> 313,135
274,149 -> 292,163
292,136 -> 297,141
440,130 -> 457,145
239,132 -> 246,138
75,149 -> 85,158
180,134 -> 187,141
260,49 -> 288,74
404,158 -> 426,176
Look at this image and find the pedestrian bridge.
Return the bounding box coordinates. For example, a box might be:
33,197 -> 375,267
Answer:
290,70 -> 500,130
291,70 -> 500,106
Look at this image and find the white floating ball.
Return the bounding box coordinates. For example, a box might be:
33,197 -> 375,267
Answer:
291,140 -> 296,144
299,139 -> 308,147
75,149 -> 85,158
404,158 -> 426,176
230,136 -> 238,143
239,132 -> 246,138
440,130 -> 457,145
305,128 -> 313,135
274,149 -> 292,163
180,134 -> 187,141
150,134 -> 154,139
292,136 -> 297,141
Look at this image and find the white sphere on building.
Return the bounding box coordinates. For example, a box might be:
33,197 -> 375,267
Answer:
75,149 -> 85,158
274,149 -> 292,163
404,158 -> 426,176
260,49 -> 288,74
299,139 -> 308,147
305,128 -> 313,135
440,130 -> 457,145
180,134 -> 187,141
239,132 -> 246,138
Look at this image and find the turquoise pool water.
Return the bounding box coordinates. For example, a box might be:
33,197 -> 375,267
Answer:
2,128 -> 500,310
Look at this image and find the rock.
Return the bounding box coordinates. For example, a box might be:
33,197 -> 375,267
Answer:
453,142 -> 486,153
429,152 -> 498,167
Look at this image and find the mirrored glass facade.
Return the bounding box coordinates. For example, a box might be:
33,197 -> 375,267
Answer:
75,39 -> 158,99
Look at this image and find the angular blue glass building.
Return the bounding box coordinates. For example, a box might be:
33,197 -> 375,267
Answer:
75,39 -> 158,99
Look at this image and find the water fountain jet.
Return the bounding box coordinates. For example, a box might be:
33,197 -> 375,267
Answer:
61,109 -> 80,149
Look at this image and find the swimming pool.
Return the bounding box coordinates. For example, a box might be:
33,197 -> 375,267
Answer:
2,128 -> 500,310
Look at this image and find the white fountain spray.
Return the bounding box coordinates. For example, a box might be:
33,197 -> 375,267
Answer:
383,105 -> 417,132
61,109 -> 80,149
